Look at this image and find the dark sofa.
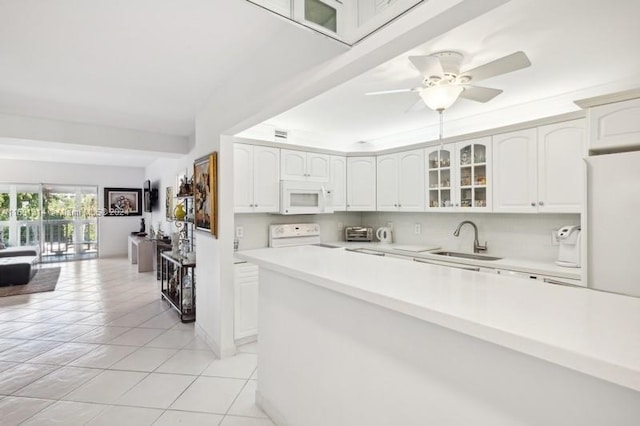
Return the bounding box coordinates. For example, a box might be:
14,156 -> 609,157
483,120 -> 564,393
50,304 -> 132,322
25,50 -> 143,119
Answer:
0,246 -> 39,286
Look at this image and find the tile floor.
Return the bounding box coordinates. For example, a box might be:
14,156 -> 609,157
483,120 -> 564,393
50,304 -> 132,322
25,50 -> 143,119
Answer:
0,258 -> 271,425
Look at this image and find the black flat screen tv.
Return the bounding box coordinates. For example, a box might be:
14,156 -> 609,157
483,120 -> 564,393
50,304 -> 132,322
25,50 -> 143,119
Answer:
143,180 -> 158,212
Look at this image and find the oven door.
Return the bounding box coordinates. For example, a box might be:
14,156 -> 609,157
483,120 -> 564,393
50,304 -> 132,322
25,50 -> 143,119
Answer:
280,181 -> 334,215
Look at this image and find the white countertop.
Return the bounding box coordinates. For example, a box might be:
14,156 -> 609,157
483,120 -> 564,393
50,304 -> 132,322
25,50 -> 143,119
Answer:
236,245 -> 640,392
332,241 -> 581,281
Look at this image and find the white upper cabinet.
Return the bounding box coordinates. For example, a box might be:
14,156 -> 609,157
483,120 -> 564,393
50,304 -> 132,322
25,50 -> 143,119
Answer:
281,149 -> 330,182
493,129 -> 538,213
537,120 -> 585,213
588,97 -> 640,152
330,156 -> 347,211
377,149 -> 424,211
455,137 -> 492,212
426,146 -> 457,211
234,144 -> 280,213
347,156 -> 376,211
493,120 -> 585,213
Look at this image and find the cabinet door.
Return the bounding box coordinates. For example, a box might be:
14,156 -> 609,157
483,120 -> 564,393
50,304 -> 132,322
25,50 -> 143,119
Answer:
234,263 -> 259,341
425,146 -> 456,211
306,153 -> 330,182
347,157 -> 376,211
280,149 -> 307,181
376,154 -> 398,211
253,146 -> 281,213
493,129 -> 537,213
456,137 -> 492,211
234,144 -> 254,213
397,149 -> 425,211
589,97 -> 640,152
537,120 -> 585,213
330,156 -> 347,211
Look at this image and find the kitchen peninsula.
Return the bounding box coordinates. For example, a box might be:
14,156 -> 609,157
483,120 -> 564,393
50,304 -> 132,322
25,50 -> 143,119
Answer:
237,245 -> 640,426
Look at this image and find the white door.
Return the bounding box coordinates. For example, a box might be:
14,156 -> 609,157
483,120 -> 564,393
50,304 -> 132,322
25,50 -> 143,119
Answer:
376,154 -> 398,211
330,156 -> 347,211
234,144 -> 254,213
537,120 -> 585,213
493,129 -> 537,213
281,149 -> 307,181
347,157 -> 376,211
397,149 -> 425,211
234,262 -> 259,340
253,146 -> 281,213
306,153 -> 330,182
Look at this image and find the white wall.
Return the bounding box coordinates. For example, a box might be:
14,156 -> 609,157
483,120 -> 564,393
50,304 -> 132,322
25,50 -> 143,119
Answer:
234,212 -> 361,250
362,212 -> 580,262
0,158 -> 145,257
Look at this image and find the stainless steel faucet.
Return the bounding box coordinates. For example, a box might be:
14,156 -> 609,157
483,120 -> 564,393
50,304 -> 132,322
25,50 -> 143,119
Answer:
453,221 -> 487,253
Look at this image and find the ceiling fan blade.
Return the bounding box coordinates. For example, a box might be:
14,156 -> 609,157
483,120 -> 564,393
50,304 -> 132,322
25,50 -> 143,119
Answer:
462,51 -> 531,83
408,55 -> 444,79
365,88 -> 416,96
404,98 -> 426,113
459,86 -> 503,103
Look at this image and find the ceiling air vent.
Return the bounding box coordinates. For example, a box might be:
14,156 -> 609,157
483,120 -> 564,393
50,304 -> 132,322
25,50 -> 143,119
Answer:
275,129 -> 288,141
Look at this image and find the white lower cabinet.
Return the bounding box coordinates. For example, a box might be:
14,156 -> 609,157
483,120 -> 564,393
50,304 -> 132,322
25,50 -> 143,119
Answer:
234,261 -> 259,342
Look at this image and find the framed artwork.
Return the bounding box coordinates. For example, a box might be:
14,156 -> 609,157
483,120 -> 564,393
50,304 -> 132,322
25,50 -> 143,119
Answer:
104,188 -> 142,216
193,152 -> 218,237
165,186 -> 173,220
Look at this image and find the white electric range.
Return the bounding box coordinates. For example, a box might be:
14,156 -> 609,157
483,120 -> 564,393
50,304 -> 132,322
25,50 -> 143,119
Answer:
269,223 -> 338,248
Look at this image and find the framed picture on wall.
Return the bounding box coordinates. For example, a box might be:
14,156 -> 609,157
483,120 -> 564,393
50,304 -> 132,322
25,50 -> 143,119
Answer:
165,186 -> 173,220
104,188 -> 142,216
193,152 -> 218,237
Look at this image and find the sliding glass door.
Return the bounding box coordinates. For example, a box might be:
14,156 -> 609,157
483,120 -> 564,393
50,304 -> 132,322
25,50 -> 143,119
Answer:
42,185 -> 98,262
0,183 -> 98,262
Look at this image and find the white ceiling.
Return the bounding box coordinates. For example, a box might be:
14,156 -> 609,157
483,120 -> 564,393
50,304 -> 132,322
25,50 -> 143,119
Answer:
250,0 -> 640,150
0,0 -> 290,136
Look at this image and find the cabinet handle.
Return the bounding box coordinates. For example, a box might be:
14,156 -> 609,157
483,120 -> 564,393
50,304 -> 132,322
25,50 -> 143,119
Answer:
538,201 -> 544,206
255,204 -> 258,207
249,204 -> 253,207
398,204 -> 402,207
531,202 -> 536,207
394,204 -> 397,207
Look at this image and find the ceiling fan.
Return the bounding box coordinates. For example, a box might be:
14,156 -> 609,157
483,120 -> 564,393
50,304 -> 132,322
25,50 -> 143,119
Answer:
366,51 -> 532,112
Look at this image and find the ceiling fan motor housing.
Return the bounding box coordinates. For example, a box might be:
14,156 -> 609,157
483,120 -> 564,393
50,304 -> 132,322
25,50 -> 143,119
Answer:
425,51 -> 465,86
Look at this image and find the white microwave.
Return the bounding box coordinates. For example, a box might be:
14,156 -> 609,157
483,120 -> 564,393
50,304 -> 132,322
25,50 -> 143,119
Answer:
280,181 -> 334,215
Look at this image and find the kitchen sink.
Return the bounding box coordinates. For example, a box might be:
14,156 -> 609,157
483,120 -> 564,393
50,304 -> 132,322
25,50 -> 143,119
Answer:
431,251 -> 502,261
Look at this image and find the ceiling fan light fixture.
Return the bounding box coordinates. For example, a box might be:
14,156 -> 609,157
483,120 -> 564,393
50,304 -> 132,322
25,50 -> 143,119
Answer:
419,85 -> 464,111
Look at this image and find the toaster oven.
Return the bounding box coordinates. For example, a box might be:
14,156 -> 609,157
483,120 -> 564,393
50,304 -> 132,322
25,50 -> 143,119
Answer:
345,226 -> 373,242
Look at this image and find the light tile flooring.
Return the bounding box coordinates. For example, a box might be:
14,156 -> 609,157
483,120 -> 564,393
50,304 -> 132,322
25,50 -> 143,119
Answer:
0,258 -> 271,425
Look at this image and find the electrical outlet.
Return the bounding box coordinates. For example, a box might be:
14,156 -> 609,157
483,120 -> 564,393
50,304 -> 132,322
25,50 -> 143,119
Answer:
551,229 -> 559,246
337,222 -> 344,231
387,222 -> 393,231
414,223 -> 422,235
236,226 -> 244,238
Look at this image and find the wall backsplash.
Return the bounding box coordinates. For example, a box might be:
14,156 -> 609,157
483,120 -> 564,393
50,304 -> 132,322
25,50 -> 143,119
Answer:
234,212 -> 361,250
362,212 -> 580,263
234,211 -> 579,263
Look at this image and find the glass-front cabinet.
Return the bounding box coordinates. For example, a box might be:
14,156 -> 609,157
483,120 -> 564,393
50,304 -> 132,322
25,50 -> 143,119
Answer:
426,137 -> 492,212
426,146 -> 456,211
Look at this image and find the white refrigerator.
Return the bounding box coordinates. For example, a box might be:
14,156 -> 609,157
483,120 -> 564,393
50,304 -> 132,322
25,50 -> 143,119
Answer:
586,150 -> 640,297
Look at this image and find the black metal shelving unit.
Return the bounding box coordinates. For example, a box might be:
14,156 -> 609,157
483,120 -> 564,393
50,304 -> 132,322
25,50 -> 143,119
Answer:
160,251 -> 196,322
